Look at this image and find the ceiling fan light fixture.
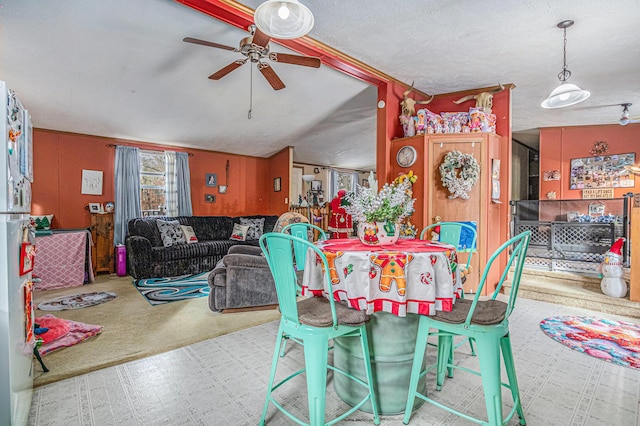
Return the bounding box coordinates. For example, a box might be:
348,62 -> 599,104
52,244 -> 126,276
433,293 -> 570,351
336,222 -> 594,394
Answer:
254,0 -> 314,39
541,20 -> 590,109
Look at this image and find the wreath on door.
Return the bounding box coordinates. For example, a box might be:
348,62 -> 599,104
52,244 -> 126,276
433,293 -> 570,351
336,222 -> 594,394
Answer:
439,150 -> 480,200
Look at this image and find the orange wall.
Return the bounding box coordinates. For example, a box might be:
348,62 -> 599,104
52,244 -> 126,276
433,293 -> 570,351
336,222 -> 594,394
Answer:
539,123 -> 640,200
32,129 -> 289,229
267,147 -> 292,212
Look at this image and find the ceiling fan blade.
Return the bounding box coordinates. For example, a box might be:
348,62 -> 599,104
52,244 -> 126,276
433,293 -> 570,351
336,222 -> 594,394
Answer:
258,63 -> 285,90
251,28 -> 271,49
183,37 -> 236,51
269,53 -> 321,68
209,60 -> 247,80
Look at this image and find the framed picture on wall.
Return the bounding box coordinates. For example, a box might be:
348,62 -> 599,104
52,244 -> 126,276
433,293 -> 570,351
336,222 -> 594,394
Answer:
311,180 -> 322,191
569,153 -> 635,189
206,173 -> 217,187
274,177 -> 281,192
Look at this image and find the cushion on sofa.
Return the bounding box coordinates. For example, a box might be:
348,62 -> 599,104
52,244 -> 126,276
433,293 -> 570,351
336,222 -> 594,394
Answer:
181,225 -> 198,243
157,219 -> 186,247
230,223 -> 250,241
182,216 -> 234,241
239,217 -> 265,240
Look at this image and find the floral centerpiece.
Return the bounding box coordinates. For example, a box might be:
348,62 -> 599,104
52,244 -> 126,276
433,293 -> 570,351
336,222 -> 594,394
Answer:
344,172 -> 417,245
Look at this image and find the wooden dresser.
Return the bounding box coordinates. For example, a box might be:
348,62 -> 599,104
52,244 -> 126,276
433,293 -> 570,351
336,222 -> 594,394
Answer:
90,213 -> 114,274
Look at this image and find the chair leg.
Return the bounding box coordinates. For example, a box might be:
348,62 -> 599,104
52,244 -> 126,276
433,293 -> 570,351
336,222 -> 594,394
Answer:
468,337 -> 476,356
303,334 -> 329,426
501,335 -> 526,425
358,327 -> 381,425
403,316 -> 431,425
260,324 -> 286,425
475,336 -> 503,426
435,334 -> 452,390
279,335 -> 289,357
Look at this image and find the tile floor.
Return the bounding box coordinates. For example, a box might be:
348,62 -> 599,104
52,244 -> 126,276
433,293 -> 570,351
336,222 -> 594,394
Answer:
28,297 -> 640,426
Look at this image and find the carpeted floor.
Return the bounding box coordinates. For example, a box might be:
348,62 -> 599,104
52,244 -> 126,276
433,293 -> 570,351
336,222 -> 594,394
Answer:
32,274 -> 281,387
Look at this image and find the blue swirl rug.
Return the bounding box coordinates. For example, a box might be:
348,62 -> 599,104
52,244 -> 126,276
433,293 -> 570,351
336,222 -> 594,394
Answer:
134,272 -> 210,305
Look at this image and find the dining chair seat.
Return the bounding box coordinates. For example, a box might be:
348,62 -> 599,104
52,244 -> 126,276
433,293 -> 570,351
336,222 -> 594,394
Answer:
297,297 -> 369,327
433,298 -> 507,325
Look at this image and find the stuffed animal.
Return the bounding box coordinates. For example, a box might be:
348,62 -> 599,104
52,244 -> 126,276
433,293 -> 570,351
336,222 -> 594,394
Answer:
600,237 -> 627,298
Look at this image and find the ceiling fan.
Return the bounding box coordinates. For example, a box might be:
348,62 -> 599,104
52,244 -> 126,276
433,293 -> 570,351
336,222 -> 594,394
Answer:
183,25 -> 321,91
616,103 -> 640,125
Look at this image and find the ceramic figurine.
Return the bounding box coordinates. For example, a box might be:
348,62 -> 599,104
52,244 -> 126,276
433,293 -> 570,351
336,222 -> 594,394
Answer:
400,114 -> 416,137
600,238 -> 627,298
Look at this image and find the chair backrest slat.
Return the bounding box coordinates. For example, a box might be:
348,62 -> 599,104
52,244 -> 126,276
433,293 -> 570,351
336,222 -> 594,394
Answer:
260,232 -> 338,327
420,221 -> 478,269
463,231 -> 531,327
281,223 -> 327,272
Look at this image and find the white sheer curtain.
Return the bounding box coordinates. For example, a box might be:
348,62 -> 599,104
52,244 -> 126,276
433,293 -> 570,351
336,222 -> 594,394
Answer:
114,146 -> 141,245
165,151 -> 193,217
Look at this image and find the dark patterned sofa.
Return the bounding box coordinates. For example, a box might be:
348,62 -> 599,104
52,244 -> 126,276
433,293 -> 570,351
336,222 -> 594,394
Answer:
125,215 -> 278,279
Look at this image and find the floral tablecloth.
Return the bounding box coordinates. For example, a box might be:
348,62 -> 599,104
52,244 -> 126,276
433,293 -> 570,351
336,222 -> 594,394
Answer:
302,238 -> 462,317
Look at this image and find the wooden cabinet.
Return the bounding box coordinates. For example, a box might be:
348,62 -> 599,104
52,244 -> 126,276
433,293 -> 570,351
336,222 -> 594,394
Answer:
91,213 -> 114,274
391,133 -> 510,295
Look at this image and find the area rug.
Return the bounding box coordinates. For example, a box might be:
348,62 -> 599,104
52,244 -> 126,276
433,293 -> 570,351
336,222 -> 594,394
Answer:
37,292 -> 117,311
540,316 -> 640,370
36,314 -> 103,356
134,271 -> 211,305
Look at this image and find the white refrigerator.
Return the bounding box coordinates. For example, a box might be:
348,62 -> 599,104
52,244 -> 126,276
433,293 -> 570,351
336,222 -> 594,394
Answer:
0,80 -> 35,426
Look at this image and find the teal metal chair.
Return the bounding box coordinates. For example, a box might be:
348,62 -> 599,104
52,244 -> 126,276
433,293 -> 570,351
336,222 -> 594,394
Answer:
420,221 -> 477,280
403,231 -> 531,426
259,233 -> 380,426
278,223 -> 329,357
281,222 -> 328,272
421,221 -> 478,356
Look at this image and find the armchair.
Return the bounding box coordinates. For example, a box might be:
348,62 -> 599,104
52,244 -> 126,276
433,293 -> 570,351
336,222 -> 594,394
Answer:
207,245 -> 278,312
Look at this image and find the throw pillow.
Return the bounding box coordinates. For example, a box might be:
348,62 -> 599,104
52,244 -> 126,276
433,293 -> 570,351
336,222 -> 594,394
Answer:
31,214 -> 54,230
180,225 -> 199,244
240,217 -> 265,241
156,219 -> 186,247
230,223 -> 250,241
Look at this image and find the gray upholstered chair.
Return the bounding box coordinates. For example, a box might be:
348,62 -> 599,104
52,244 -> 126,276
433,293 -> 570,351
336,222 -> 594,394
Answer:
207,245 -> 278,312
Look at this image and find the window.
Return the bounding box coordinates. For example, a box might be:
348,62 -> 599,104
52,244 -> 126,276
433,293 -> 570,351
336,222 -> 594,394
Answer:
139,150 -> 166,216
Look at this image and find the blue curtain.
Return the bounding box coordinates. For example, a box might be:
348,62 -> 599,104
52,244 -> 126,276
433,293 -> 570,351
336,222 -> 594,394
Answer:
175,152 -> 193,216
114,146 -> 141,245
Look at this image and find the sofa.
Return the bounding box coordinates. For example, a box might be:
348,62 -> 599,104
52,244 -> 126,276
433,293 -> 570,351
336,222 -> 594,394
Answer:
125,215 -> 278,279
207,245 -> 278,312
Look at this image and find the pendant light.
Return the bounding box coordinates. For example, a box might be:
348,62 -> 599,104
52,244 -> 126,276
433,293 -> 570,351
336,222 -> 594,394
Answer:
541,20 -> 590,109
254,0 -> 314,39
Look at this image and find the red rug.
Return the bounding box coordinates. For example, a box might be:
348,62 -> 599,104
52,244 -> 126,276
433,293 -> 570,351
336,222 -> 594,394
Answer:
36,314 -> 103,355
540,316 -> 640,370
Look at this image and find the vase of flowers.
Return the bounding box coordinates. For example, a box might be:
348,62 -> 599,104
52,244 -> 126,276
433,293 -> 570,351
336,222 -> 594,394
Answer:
344,172 -> 417,246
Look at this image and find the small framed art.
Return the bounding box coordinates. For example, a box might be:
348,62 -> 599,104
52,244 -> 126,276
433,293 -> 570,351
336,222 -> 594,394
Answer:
88,203 -> 101,213
206,174 -> 217,187
274,177 -> 281,192
205,194 -> 216,203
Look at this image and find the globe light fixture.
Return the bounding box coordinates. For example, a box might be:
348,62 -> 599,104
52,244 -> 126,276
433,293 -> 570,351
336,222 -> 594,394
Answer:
254,0 -> 314,39
541,20 -> 590,109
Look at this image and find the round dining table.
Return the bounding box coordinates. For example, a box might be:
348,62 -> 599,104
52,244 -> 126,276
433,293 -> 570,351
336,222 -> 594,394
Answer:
302,237 -> 462,414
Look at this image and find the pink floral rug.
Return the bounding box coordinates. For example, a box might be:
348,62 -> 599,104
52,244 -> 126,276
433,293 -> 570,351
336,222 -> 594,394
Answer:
36,314 -> 103,355
540,316 -> 640,370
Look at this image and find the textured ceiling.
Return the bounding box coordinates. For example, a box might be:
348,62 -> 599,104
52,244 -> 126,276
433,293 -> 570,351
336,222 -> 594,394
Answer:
1,0 -> 639,170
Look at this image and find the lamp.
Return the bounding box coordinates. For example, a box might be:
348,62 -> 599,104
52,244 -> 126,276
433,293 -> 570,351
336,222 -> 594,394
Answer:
254,0 -> 314,39
541,20 -> 590,109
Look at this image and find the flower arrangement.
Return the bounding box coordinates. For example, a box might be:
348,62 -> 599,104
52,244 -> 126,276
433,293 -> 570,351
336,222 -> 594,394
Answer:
344,173 -> 417,224
439,150 -> 480,200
